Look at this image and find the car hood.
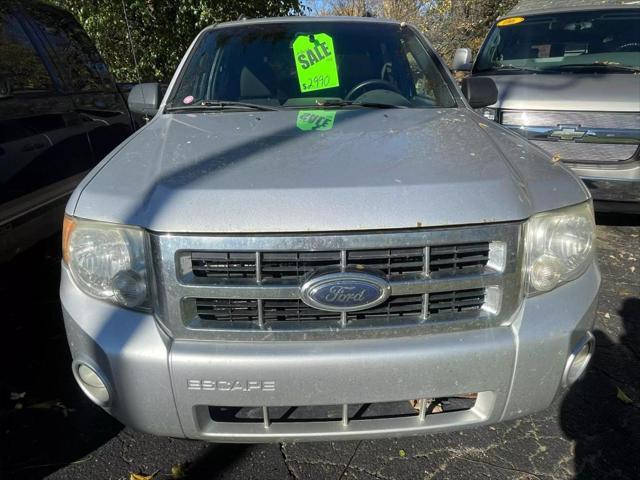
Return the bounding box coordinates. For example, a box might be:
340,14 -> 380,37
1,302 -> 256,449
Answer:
69,108 -> 588,233
484,73 -> 640,112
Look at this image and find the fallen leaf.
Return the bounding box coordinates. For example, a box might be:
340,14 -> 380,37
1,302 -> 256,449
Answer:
130,471 -> 158,480
604,313 -> 611,319
616,386 -> 633,405
171,464 -> 186,479
631,266 -> 636,273
399,449 -> 407,458
130,474 -> 152,480
10,392 -> 26,401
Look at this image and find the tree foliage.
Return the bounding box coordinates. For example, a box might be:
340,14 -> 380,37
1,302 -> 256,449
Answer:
48,0 -> 306,82
318,0 -> 518,63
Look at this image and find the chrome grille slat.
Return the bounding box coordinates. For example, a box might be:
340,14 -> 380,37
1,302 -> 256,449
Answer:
176,271 -> 505,298
530,141 -> 637,162
501,110 -> 640,163
153,223 -> 522,341
502,110 -> 640,130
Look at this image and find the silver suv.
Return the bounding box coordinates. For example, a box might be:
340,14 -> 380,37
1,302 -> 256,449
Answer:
454,1 -> 640,212
61,17 -> 599,442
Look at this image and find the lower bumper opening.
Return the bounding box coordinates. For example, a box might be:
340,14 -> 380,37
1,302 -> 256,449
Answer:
194,394 -> 485,441
208,396 -> 477,426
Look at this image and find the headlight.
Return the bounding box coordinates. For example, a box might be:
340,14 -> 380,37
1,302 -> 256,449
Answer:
62,216 -> 150,310
524,202 -> 595,295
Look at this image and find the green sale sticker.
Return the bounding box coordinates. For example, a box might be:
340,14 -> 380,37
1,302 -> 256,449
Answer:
296,110 -> 336,131
293,33 -> 340,93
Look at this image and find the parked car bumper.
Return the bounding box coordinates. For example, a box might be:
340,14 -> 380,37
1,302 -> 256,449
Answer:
569,161 -> 640,212
61,262 -> 600,443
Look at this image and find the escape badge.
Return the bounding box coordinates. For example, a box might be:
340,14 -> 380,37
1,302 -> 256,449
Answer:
293,33 -> 340,93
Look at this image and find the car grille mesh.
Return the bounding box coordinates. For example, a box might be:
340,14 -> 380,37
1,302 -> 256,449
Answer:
529,141 -> 637,162
501,110 -> 640,163
428,289 -> 486,315
190,243 -> 489,282
193,290 -> 484,327
429,243 -> 489,274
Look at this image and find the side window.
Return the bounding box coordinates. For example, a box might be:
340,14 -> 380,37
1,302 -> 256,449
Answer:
0,14 -> 53,94
27,5 -> 115,92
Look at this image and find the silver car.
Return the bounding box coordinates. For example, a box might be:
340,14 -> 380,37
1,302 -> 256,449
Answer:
61,17 -> 599,442
453,0 -> 640,212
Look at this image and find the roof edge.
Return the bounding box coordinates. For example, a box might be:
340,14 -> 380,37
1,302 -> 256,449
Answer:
500,3 -> 639,20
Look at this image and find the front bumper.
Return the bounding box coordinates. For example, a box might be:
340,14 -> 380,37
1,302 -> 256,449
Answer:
61,262 -> 600,443
569,161 -> 640,210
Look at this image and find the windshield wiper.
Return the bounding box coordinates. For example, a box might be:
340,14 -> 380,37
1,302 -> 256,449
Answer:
486,65 -> 543,73
166,100 -> 280,112
545,62 -> 640,73
311,99 -> 406,109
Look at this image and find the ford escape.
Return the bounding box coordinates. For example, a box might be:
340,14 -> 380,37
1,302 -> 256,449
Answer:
60,17 -> 600,442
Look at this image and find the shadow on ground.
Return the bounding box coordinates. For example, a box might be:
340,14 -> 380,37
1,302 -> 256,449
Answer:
0,235 -> 122,479
561,299 -> 640,479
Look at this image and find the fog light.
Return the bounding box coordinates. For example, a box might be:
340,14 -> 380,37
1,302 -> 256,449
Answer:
75,363 -> 110,405
562,332 -> 595,387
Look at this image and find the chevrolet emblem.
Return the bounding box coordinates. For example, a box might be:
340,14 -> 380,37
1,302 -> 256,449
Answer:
549,125 -> 587,142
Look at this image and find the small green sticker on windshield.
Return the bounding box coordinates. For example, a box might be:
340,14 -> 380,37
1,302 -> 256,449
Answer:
296,110 -> 336,131
293,33 -> 340,93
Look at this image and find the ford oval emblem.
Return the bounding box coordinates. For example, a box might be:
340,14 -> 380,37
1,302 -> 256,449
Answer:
300,273 -> 391,312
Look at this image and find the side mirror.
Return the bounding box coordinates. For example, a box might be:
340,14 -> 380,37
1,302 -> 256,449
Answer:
127,83 -> 161,117
461,77 -> 498,109
452,48 -> 473,71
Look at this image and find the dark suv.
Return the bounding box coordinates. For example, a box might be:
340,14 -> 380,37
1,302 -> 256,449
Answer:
0,1 -> 133,260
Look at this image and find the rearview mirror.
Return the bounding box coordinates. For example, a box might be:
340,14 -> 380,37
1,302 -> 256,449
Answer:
461,77 -> 498,109
128,83 -> 161,117
452,48 -> 473,71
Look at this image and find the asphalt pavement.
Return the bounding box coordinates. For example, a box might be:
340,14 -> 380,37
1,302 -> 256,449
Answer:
1,213 -> 638,480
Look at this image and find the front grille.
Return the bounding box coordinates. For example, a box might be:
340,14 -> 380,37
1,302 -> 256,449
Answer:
189,243 -> 490,282
193,289 -> 484,327
192,248 -> 429,281
193,294 -> 426,326
501,111 -> 640,130
501,110 -> 640,163
530,141 -> 637,162
154,224 -> 521,340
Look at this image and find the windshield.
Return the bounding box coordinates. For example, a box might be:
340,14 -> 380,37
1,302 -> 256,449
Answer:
475,9 -> 640,73
167,21 -> 457,110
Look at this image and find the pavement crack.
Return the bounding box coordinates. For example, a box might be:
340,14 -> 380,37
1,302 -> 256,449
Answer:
279,443 -> 298,480
338,441 -> 362,480
457,455 -> 543,479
